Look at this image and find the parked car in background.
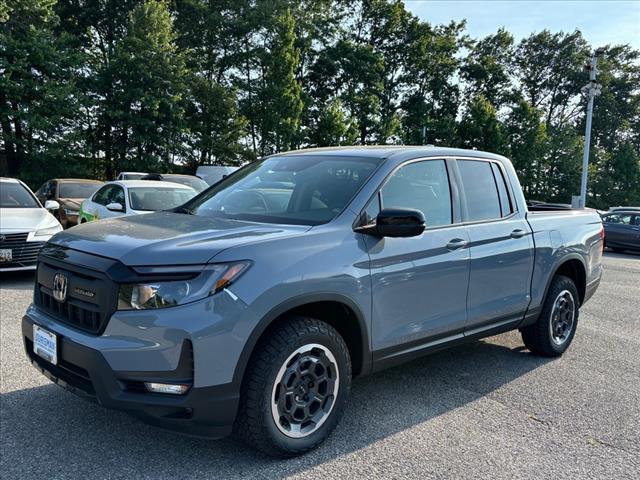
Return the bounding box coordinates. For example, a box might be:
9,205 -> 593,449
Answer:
22,147 -> 603,457
196,165 -> 239,185
35,178 -> 104,228
608,206 -> 640,213
0,177 -> 62,271
140,173 -> 209,192
601,210 -> 640,252
116,172 -> 148,181
77,180 -> 197,223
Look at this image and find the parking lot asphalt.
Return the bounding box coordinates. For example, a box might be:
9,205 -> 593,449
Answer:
1,251 -> 639,479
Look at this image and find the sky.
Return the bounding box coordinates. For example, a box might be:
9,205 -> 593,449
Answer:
404,0 -> 640,49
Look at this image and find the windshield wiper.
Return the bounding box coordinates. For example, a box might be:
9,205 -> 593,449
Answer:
175,206 -> 194,215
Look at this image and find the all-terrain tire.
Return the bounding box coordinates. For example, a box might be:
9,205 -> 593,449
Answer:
521,275 -> 580,357
234,316 -> 351,458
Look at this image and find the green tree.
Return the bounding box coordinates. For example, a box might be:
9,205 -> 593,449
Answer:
401,20 -> 466,145
109,0 -> 188,172
505,99 -> 548,198
173,0 -> 250,165
0,0 -> 84,184
258,9 -> 303,154
591,142 -> 640,208
460,28 -> 514,107
307,99 -> 356,146
514,30 -> 589,128
586,45 -> 640,207
53,0 -> 143,179
458,94 -> 506,152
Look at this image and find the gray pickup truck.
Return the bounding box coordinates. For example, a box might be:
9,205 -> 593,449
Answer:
22,147 -> 603,457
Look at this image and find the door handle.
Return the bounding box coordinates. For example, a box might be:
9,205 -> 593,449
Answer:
446,238 -> 468,250
510,229 -> 527,239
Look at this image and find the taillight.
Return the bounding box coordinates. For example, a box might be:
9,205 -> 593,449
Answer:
599,224 -> 605,253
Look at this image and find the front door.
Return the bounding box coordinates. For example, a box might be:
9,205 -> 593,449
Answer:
363,159 -> 470,363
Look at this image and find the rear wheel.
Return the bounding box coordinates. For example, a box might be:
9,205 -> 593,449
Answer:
235,316 -> 351,457
521,275 -> 580,357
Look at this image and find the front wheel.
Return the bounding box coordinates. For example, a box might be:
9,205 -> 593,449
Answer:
235,317 -> 351,457
521,275 -> 580,357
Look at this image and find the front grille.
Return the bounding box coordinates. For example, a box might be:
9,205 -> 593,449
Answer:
35,251 -> 119,335
38,290 -> 102,332
0,232 -> 44,268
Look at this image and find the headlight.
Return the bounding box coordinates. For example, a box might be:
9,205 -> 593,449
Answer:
34,224 -> 63,237
117,261 -> 250,310
63,207 -> 78,215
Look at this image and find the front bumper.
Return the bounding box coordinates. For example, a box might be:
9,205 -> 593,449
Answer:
63,213 -> 79,227
0,264 -> 37,272
23,313 -> 240,438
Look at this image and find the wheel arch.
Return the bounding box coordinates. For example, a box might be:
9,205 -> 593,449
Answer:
545,255 -> 587,306
232,293 -> 371,388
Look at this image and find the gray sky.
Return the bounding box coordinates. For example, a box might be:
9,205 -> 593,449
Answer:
404,0 -> 640,48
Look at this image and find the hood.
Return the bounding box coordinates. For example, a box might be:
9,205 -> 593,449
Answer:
49,211 -> 311,266
59,198 -> 84,210
0,208 -> 58,232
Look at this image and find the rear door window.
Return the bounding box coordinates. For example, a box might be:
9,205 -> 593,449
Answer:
604,214 -> 632,225
457,160 -> 501,222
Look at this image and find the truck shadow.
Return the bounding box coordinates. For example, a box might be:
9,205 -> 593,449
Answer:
1,332 -> 551,479
0,270 -> 35,291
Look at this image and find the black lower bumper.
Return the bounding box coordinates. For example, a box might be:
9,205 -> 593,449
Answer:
22,315 -> 239,439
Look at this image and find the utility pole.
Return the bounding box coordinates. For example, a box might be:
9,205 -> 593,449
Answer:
578,49 -> 603,208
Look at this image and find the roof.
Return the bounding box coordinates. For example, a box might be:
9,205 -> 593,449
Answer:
54,178 -> 104,184
109,180 -> 195,189
0,177 -> 20,183
273,145 -> 509,162
160,174 -> 202,179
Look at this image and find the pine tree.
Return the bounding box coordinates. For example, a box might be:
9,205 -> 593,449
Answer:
110,0 -> 187,172
259,9 -> 303,154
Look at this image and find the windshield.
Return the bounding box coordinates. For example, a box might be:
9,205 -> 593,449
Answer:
122,173 -> 146,180
59,182 -> 102,198
181,155 -> 381,225
0,182 -> 40,208
163,175 -> 209,192
129,187 -> 197,211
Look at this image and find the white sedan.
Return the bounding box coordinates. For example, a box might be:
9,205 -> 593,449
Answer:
0,177 -> 63,271
78,180 -> 197,223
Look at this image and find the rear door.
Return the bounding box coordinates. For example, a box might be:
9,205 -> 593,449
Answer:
364,158 -> 471,361
455,159 -> 534,333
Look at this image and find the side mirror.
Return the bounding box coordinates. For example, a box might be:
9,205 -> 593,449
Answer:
44,200 -> 60,211
106,202 -> 124,212
356,208 -> 426,238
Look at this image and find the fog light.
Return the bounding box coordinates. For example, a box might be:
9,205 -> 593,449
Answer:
144,382 -> 190,395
